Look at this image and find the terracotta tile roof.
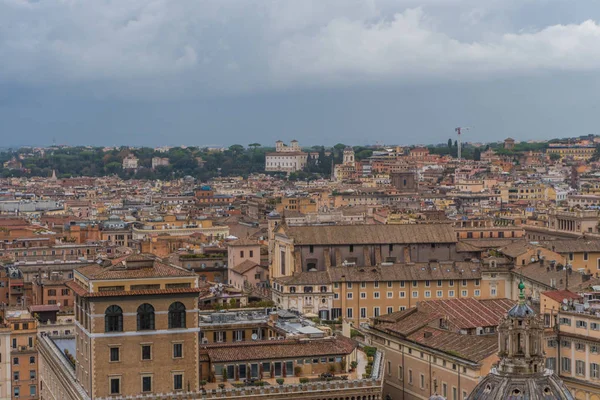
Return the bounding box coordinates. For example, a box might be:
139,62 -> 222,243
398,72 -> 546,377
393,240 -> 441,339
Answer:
228,237 -> 259,247
76,255 -> 196,281
203,336 -> 357,363
231,260 -> 262,275
541,290 -> 582,304
327,262 -> 482,283
65,280 -> 202,298
518,262 -> 595,291
375,298 -> 515,338
407,327 -> 498,362
28,305 -> 60,313
277,271 -> 332,285
541,240 -> 600,253
281,224 -> 457,245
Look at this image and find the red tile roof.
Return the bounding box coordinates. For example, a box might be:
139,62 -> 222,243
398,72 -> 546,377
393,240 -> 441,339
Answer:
542,290 -> 582,304
203,336 -> 357,363
407,327 -> 497,362
65,280 -> 202,298
76,255 -> 196,281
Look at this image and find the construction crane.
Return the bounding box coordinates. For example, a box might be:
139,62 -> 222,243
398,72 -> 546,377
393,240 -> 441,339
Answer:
455,126 -> 472,161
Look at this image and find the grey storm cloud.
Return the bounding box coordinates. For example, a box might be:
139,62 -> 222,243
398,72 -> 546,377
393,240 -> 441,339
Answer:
2,0 -> 600,146
2,0 -> 600,97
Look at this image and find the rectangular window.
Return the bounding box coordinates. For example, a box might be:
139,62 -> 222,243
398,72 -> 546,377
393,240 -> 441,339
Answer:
374,307 -> 380,317
420,374 -> 425,389
546,357 -> 556,372
30,385 -> 36,397
491,287 -> 497,296
360,292 -> 366,299
425,291 -> 431,298
399,291 -> 406,298
387,291 -> 393,298
412,281 -> 418,287
374,281 -> 379,288
591,363 -> 599,379
576,360 -> 585,376
576,343 -> 586,351
461,290 -> 467,297
576,320 -> 587,328
584,252 -> 589,261
449,280 -> 454,287
400,281 -> 405,288
361,282 -> 366,288
30,370 -> 36,380
347,292 -> 353,299
437,280 -> 443,287
474,289 -> 480,297
142,376 -> 152,392
110,377 -> 121,395
387,306 -> 393,314
374,292 -> 380,299
562,357 -> 571,373
347,282 -> 353,289
142,345 -> 152,360
360,308 -> 367,318
449,290 -> 455,297
387,281 -> 393,288
173,343 -> 183,358
408,369 -> 413,384
347,308 -> 353,318
110,347 -> 120,362
425,280 -> 430,287
412,291 -> 418,298
173,374 -> 183,391
436,290 -> 443,297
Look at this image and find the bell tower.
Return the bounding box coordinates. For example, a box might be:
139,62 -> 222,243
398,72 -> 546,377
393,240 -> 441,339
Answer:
497,280 -> 546,375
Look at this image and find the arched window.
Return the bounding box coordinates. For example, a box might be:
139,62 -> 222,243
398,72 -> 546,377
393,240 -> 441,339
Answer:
168,302 -> 186,329
105,305 -> 123,332
137,303 -> 155,331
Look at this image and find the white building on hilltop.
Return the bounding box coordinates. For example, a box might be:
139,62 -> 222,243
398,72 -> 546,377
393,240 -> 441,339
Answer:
265,140 -> 308,173
122,154 -> 139,170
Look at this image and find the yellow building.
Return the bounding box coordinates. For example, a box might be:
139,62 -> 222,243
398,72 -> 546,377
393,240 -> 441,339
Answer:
547,145 -> 595,161
275,197 -> 317,214
3,309 -> 38,400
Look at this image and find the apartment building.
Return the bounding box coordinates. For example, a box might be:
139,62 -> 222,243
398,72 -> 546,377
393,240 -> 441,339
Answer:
541,290 -> 600,399
366,298 -> 515,400
525,209 -> 600,241
272,260 -> 511,324
64,254 -> 201,398
3,309 -> 38,400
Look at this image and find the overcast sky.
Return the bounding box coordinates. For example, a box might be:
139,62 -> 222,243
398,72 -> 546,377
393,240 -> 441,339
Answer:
2,0 -> 600,147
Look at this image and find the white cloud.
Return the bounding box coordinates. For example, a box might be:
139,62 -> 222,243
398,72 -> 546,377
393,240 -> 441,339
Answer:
1,0 -> 600,97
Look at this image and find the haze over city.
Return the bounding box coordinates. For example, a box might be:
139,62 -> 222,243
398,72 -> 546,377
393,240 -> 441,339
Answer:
2,0 -> 600,146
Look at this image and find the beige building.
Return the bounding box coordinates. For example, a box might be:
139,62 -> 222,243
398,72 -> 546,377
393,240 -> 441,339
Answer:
265,140 -> 308,173
541,290 -> 600,400
64,255 -> 201,398
366,298 -> 515,400
3,309 -> 38,400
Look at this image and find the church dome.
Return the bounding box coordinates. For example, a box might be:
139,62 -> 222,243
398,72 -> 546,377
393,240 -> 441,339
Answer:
468,368 -> 573,399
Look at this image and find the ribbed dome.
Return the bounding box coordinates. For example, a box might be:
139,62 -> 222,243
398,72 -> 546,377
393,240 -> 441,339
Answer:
467,368 -> 574,399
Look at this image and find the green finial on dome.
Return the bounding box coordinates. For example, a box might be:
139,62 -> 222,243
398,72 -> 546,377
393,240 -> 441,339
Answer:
518,279 -> 526,304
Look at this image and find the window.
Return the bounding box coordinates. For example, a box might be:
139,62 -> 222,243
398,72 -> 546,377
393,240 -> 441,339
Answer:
474,289 -> 480,296
592,363 -> 599,379
387,281 -> 393,288
334,293 -> 339,299
559,318 -> 571,326
309,245 -> 314,253
374,292 -> 380,299
110,347 -> 120,362
137,303 -> 155,331
592,323 -> 600,330
491,287 -> 497,296
29,356 -> 35,364
562,357 -> 571,373
105,305 -> 123,332
436,290 -> 443,297
347,292 -> 353,299
399,291 -> 406,298
547,340 -> 557,348
14,371 -> 19,381
110,377 -> 121,395
437,280 -> 443,287
347,308 -> 353,318
546,357 -> 556,371
561,340 -> 571,348
347,282 -> 353,289
400,281 -> 405,288
14,387 -> 19,398
168,302 -> 186,329
361,282 -> 366,288
360,308 -> 367,318
425,291 -> 431,298
142,345 -> 152,360
449,290 -> 455,297
360,292 -> 366,299
374,281 -> 379,288
448,280 -> 454,287
398,365 -> 403,380
576,360 -> 585,376
374,307 -> 380,317
387,306 -> 393,314
30,370 -> 35,380
576,342 -> 586,351
349,245 -> 354,252
173,374 -> 183,390
461,290 -> 467,297
240,250 -> 244,258
142,375 -> 152,392
13,357 -> 18,365
173,343 -> 183,358
387,292 -> 393,298
576,320 -> 587,329
420,374 -> 425,389
249,250 -> 254,258
412,291 -> 418,298
412,281 -> 418,287
408,369 -> 413,384
584,252 -> 589,261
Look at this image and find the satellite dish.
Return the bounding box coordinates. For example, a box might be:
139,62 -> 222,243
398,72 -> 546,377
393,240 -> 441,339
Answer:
562,305 -> 569,311
563,299 -> 569,305
251,333 -> 258,341
584,302 -> 591,310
